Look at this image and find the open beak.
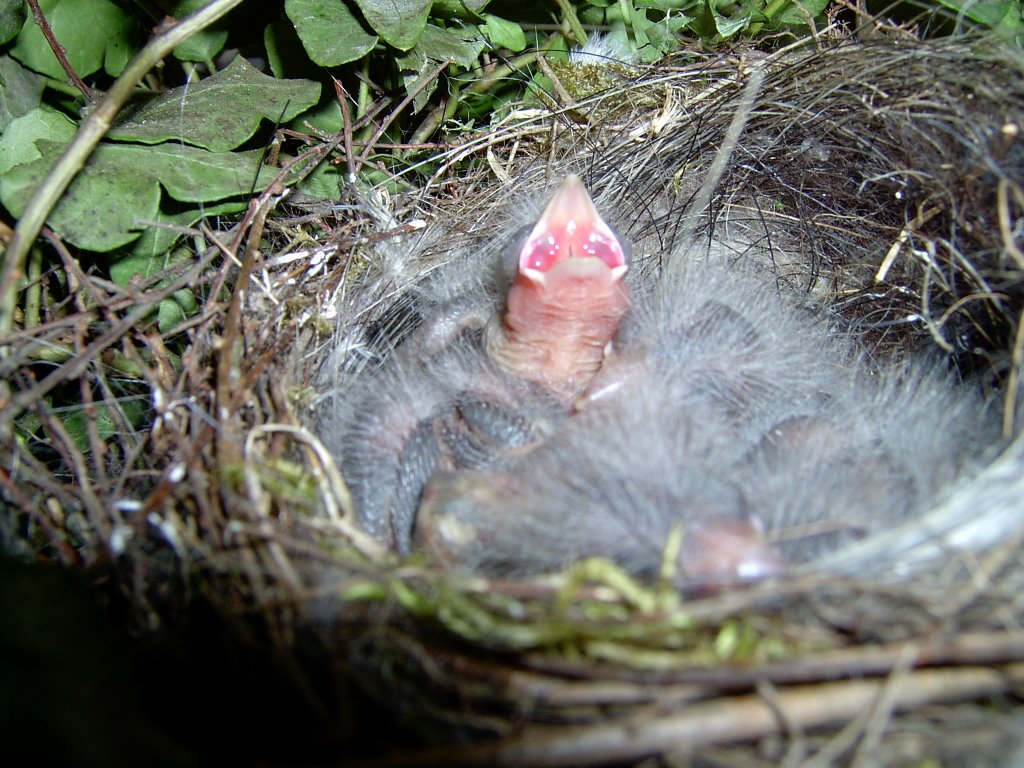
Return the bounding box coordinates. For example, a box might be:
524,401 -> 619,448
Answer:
518,175 -> 629,285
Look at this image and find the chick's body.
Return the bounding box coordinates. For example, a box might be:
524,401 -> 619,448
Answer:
319,176 -> 632,554
319,177 -> 998,582
414,253 -> 997,580
335,335 -> 564,553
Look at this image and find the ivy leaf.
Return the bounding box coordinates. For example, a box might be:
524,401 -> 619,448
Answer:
296,157 -> 342,199
108,57 -> 321,152
769,0 -> 829,28
0,0 -> 27,46
62,399 -> 148,454
481,14 -> 526,52
121,199 -> 250,263
935,0 -> 1024,34
352,0 -> 430,50
109,248 -> 182,286
0,55 -> 47,131
169,0 -> 229,63
711,3 -> 754,39
0,112 -> 277,251
641,13 -> 691,58
10,0 -> 139,79
635,0 -> 694,7
397,22 -> 485,71
396,23 -> 486,112
110,245 -> 206,333
285,0 -> 377,67
433,0 -> 490,17
0,106 -> 76,175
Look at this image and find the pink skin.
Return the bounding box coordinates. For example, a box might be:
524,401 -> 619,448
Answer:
486,176 -> 632,401
683,518 -> 785,583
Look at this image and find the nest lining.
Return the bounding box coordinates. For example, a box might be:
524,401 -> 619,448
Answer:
3,29 -> 1024,767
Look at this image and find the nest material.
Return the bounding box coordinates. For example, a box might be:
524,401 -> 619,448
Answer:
3,30 -> 1024,767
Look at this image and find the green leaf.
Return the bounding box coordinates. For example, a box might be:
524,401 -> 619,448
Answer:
10,0 -> 139,79
641,13 -> 691,57
61,398 -> 148,455
110,248 -> 190,286
158,288 -> 199,333
396,23 -> 486,112
635,0 -> 697,8
0,0 -> 27,46
264,18 -> 312,79
432,0 -> 490,17
0,120 -> 277,251
121,199 -> 250,263
0,106 -> 76,175
170,0 -> 229,63
397,22 -> 486,71
285,0 -> 378,67
110,246 -> 205,333
621,4 -> 691,61
711,4 -> 754,38
0,140 -> 158,251
296,157 -> 342,199
0,55 -> 47,131
481,14 -> 526,52
295,97 -> 344,134
935,0 -> 1024,32
108,57 -> 321,152
770,0 -> 829,27
352,0 -> 430,50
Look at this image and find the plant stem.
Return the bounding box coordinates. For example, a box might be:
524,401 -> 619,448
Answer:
26,0 -> 94,101
554,0 -> 588,45
0,0 -> 247,366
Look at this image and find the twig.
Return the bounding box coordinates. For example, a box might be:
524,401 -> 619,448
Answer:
410,46 -> 545,146
1005,305 -> 1024,439
356,58 -> 453,175
849,644 -> 916,768
332,78 -> 358,184
535,53 -> 576,107
553,0 -> 588,46
874,205 -> 941,283
1,245 -> 221,427
26,0 -> 94,101
365,663 -> 1024,767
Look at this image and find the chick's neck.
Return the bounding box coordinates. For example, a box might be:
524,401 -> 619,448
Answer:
487,262 -> 631,402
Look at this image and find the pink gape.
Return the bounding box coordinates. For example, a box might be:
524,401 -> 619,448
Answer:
486,175 -> 632,400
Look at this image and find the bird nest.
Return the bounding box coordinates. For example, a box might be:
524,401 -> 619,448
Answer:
4,30 -> 1024,767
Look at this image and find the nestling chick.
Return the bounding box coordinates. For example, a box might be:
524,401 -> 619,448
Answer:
485,175 -> 632,400
413,256 -> 841,584
320,176 -> 633,553
323,175 -> 997,583
414,357 -> 786,586
413,249 -> 998,582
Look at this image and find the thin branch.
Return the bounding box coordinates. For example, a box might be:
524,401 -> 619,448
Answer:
26,0 -> 94,101
366,663 -> 1024,767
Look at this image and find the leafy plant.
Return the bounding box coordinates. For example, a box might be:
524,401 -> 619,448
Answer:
8,0 -> 1013,263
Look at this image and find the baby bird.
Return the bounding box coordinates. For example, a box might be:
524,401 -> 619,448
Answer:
323,176 -> 997,583
321,176 -> 633,553
414,359 -> 787,586
412,256 -> 838,583
413,250 -> 998,583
